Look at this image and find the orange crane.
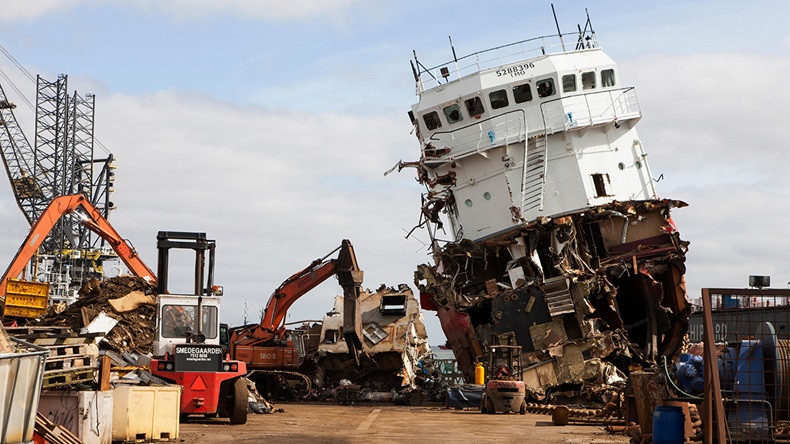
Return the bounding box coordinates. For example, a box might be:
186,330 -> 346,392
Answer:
229,240 -> 365,385
0,194 -> 155,316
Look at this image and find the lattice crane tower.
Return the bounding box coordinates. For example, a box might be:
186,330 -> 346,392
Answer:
0,70 -> 117,302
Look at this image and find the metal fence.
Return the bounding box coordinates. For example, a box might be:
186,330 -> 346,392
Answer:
700,288 -> 790,443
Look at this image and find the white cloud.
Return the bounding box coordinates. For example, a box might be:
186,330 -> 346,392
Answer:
75,89 -> 436,332
622,51 -> 790,302
0,1 -> 73,23
0,0 -> 365,23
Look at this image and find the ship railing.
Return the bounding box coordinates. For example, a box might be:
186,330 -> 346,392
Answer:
415,31 -> 598,92
540,87 -> 640,135
424,109 -> 527,164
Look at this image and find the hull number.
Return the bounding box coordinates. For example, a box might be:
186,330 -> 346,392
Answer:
496,62 -> 536,78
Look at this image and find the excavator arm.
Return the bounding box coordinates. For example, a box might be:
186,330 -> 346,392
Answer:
0,194 -> 156,302
230,239 -> 366,369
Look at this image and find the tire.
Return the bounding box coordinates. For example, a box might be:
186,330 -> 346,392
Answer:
230,378 -> 248,425
480,395 -> 487,414
519,400 -> 526,415
485,397 -> 495,414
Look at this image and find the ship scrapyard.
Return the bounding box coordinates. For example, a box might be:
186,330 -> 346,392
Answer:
391,17 -> 691,392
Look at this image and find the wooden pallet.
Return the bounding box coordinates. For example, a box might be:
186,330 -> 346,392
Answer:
19,332 -> 102,346
34,412 -> 82,444
5,326 -> 72,336
46,343 -> 90,357
45,354 -> 96,371
42,367 -> 95,388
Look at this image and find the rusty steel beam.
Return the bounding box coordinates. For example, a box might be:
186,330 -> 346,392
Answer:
701,288 -> 727,444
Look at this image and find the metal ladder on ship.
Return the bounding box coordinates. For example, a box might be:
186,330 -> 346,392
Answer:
521,134 -> 548,213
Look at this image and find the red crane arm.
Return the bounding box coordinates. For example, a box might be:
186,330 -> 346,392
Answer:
0,194 -> 156,300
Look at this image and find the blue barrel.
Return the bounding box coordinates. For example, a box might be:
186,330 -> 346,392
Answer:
653,406 -> 685,444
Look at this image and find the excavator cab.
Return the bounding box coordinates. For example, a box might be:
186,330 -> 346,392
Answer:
149,231 -> 248,424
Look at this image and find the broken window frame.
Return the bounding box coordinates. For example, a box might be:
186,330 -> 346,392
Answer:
422,111 -> 442,131
591,173 -> 610,197
464,96 -> 485,117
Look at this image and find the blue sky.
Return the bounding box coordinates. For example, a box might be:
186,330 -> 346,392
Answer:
5,1 -> 786,111
0,1 -> 789,345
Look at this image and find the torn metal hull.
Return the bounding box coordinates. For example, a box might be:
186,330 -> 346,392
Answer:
418,200 -> 689,383
398,21 -> 691,387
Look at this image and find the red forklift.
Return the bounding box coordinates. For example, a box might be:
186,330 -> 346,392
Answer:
150,232 -> 248,424
480,333 -> 527,415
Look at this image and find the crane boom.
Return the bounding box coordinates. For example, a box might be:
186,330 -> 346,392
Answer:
0,194 -> 155,304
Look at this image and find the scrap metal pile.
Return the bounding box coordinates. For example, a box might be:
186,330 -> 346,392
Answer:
417,200 -> 691,399
31,276 -> 158,355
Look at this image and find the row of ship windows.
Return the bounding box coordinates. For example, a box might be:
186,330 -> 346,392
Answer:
423,68 -> 616,131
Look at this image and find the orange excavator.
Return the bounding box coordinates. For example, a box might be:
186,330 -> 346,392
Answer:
229,239 -> 365,396
0,194 -> 156,318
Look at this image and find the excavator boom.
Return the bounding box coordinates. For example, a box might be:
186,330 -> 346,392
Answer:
230,239 -> 365,370
0,194 -> 156,304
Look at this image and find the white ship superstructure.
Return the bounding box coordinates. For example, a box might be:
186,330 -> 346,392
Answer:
410,32 -> 654,242
399,17 -> 690,386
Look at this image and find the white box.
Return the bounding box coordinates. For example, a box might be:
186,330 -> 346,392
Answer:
112,385 -> 181,442
38,390 -> 113,444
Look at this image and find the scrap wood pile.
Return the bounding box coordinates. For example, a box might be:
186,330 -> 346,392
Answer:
29,275 -> 158,355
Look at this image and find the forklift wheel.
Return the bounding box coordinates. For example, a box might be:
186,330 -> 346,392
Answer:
230,378 -> 248,425
485,397 -> 495,415
519,400 -> 526,415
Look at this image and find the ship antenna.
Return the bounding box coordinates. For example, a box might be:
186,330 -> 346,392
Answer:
586,8 -> 595,34
449,36 -> 459,80
551,3 -> 566,51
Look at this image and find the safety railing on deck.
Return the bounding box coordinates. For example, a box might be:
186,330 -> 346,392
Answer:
415,31 -> 598,92
540,87 -> 640,135
425,109 -> 527,164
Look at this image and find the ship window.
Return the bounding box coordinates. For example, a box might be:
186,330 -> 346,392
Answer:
536,78 -> 555,98
562,74 -> 577,93
443,104 -> 464,124
592,173 -> 610,197
422,111 -> 442,130
582,72 -> 596,89
489,90 -> 509,110
602,69 -> 616,87
513,84 -> 533,103
464,96 -> 485,117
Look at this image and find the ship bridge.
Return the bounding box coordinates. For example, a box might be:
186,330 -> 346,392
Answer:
409,32 -> 655,242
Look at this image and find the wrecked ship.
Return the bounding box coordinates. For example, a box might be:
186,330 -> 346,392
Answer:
394,18 -> 690,387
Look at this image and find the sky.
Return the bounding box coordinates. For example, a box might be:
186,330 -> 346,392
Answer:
0,1 -> 788,346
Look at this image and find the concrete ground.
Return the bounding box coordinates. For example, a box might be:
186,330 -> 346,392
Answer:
179,403 -> 630,444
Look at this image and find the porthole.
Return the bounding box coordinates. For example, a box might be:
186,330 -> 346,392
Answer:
483,192 -> 492,200
618,162 -> 625,170
635,161 -> 642,169
465,199 -> 473,207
